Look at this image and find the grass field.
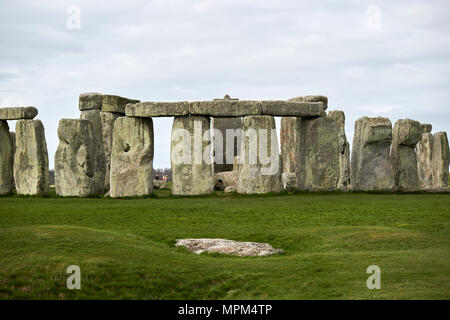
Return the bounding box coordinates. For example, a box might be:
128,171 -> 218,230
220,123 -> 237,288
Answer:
0,190 -> 449,300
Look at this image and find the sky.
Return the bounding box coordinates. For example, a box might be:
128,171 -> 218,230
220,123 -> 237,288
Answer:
1,0 -> 449,169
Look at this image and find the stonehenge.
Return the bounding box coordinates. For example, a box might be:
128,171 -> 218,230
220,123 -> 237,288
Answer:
110,117 -> 154,198
55,119 -> 96,197
14,120 -> 49,195
351,117 -> 394,191
0,93 -> 448,198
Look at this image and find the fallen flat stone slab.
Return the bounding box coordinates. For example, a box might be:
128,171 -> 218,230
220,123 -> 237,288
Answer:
189,100 -> 261,117
79,93 -> 103,110
260,100 -> 325,117
102,95 -> 140,114
0,107 -> 38,120
126,101 -> 189,117
175,238 -> 283,257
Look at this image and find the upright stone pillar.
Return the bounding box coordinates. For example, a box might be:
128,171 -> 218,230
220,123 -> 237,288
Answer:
351,117 -> 394,191
171,116 -> 214,195
391,119 -> 422,191
280,117 -> 301,188
0,121 -> 14,195
110,117 -> 154,198
80,109 -> 106,194
298,116 -> 340,190
237,115 -> 282,194
14,120 -> 49,195
101,112 -> 120,188
55,119 -> 96,197
432,132 -> 449,188
211,117 -> 242,174
328,110 -> 350,190
416,124 -> 434,188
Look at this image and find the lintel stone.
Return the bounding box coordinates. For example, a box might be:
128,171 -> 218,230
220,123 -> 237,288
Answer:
126,101 -> 189,117
0,107 -> 38,120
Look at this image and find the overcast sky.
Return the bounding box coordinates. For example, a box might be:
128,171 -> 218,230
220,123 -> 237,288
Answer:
1,0 -> 449,169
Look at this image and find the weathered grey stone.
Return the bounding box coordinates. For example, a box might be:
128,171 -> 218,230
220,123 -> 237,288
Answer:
391,119 -> 422,191
189,100 -> 261,117
13,120 -> 49,195
261,100 -> 325,117
171,116 -> 214,195
432,132 -> 449,188
421,123 -> 432,133
175,238 -> 283,256
237,115 -> 282,194
351,117 -> 394,191
0,107 -> 38,120
101,95 -> 140,114
126,101 -> 189,117
214,171 -> 237,191
0,121 -> 14,195
100,111 -> 120,188
79,93 -> 102,110
328,110 -> 350,189
110,117 -> 154,198
282,172 -> 296,192
416,132 -> 434,188
280,117 -> 301,189
80,109 -> 106,194
299,116 -> 340,190
54,119 -> 96,197
288,95 -> 328,110
224,185 -> 237,193
211,117 -> 242,173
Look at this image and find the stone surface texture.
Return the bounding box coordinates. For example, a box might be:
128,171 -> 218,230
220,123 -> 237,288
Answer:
391,119 -> 422,191
211,117 -> 242,173
0,121 -> 14,195
54,119 -> 96,197
0,107 -> 38,120
351,117 -> 394,191
237,115 -> 282,194
100,111 -> 120,188
80,109 -> 106,194
328,110 -> 350,189
171,116 -> 214,195
13,120 -> 49,195
432,132 -> 449,188
175,239 -> 283,257
110,117 -> 154,197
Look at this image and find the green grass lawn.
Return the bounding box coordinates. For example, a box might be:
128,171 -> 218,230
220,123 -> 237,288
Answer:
0,190 -> 449,299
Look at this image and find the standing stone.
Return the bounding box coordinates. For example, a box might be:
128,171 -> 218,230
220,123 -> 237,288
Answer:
432,132 -> 449,188
55,119 -> 96,197
391,119 -> 422,191
328,111 -> 350,189
237,115 -> 282,194
14,120 -> 49,195
171,116 -> 214,195
80,109 -> 106,194
0,121 -> 14,195
280,117 -> 301,187
101,112 -> 120,188
299,116 -> 340,190
110,117 -> 154,198
351,117 -> 394,191
416,124 -> 433,188
211,117 -> 242,173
